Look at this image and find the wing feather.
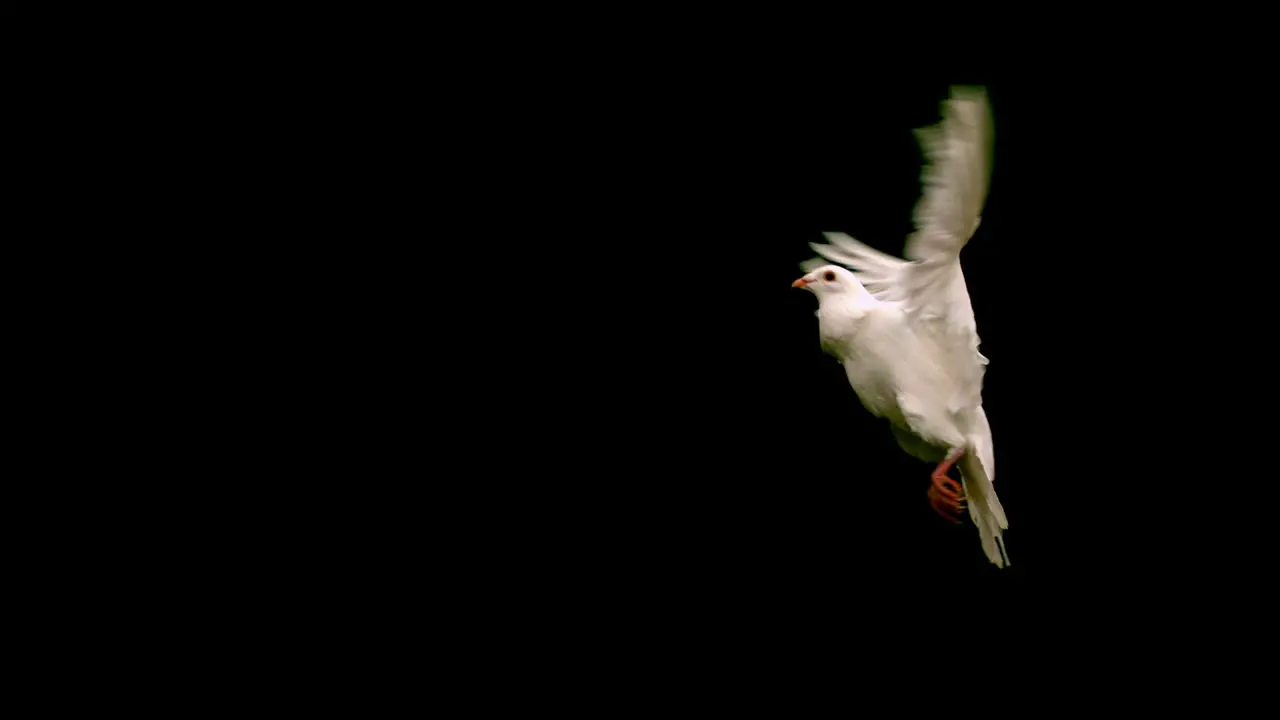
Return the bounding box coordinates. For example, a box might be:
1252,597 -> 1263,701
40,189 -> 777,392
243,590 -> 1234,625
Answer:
802,232 -> 905,297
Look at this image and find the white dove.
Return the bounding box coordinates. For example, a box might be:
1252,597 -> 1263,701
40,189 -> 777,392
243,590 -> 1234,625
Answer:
792,86 -> 1008,567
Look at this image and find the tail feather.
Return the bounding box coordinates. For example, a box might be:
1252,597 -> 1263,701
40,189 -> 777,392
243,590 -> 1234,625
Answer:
959,449 -> 1009,567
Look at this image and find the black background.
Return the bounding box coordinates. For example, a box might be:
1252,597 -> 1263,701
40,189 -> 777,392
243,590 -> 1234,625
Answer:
11,14 -> 1278,696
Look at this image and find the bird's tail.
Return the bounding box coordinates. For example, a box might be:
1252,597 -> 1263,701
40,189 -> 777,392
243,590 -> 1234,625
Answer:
959,444 -> 1009,568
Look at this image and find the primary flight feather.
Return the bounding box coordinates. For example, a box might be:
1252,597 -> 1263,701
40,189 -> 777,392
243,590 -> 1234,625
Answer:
793,86 -> 1008,567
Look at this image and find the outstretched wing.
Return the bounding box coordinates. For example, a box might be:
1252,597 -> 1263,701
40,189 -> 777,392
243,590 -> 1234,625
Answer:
899,86 -> 992,410
906,86 -> 992,273
807,86 -> 993,410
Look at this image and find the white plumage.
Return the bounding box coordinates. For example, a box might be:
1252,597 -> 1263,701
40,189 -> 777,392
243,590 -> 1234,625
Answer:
794,86 -> 1008,567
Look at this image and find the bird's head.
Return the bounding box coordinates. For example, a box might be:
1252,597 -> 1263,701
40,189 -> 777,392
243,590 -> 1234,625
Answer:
791,265 -> 862,298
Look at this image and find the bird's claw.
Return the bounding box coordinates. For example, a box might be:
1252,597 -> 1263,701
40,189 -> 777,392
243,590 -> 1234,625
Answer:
928,472 -> 967,524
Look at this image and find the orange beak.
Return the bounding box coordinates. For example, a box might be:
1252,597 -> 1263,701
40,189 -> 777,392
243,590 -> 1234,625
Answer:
791,277 -> 808,289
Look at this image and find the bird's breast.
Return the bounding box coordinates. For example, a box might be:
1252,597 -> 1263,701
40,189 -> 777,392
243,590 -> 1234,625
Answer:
817,307 -> 867,357
840,358 -> 895,418
823,308 -> 912,424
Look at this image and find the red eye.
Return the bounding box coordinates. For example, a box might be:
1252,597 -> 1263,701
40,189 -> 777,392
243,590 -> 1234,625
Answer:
823,271 -> 836,282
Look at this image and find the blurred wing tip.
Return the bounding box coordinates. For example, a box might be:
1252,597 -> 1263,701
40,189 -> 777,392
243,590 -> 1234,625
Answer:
799,256 -> 827,273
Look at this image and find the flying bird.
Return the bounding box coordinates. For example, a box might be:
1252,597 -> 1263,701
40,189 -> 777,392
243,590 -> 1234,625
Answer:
792,86 -> 1008,567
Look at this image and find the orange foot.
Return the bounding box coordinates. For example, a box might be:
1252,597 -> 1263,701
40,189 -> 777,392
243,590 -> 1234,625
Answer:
927,448 -> 967,524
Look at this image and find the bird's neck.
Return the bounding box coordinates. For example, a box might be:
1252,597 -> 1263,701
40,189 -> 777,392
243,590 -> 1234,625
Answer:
828,287 -> 879,315
818,295 -> 876,346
